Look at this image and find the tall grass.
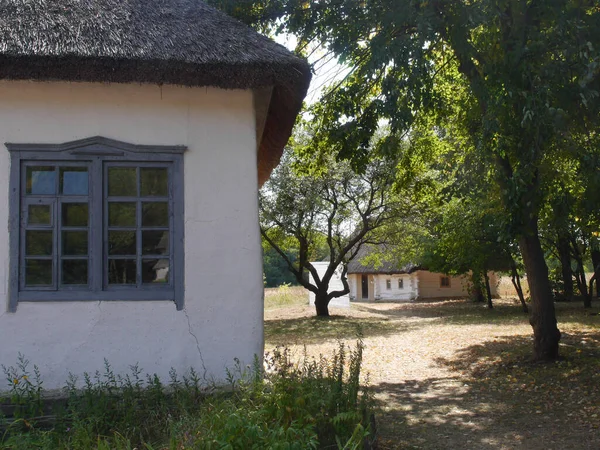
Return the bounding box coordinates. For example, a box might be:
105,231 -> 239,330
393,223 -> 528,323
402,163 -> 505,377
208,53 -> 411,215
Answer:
1,341 -> 372,449
264,284 -> 307,309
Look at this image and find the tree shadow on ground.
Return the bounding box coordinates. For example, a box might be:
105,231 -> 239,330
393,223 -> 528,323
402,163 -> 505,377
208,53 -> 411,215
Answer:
373,333 -> 600,450
353,299 -> 530,326
265,299 -> 600,346
265,314 -> 415,345
354,298 -> 600,328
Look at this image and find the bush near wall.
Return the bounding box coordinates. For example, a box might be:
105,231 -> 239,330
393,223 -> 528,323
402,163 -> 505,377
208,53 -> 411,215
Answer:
0,342 -> 374,449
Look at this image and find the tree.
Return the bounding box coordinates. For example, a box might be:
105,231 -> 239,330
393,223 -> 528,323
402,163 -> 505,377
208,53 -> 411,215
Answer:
262,231 -> 329,287
260,149 -> 399,316
213,0 -> 600,360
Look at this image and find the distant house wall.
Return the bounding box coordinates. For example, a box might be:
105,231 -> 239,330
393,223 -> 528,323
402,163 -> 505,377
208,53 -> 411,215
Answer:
349,273 -> 417,301
349,273 -> 357,299
348,273 -> 376,301
0,80 -> 263,390
416,271 -> 470,298
349,270 -> 499,301
488,272 -> 499,297
308,262 -> 350,308
374,274 -> 416,301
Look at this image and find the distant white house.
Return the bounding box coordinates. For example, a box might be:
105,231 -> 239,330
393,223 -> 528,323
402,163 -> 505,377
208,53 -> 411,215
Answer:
307,262 -> 351,308
346,246 -> 498,302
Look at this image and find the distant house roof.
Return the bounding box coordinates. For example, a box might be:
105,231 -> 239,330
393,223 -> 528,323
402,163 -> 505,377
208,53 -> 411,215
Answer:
0,0 -> 311,184
346,245 -> 422,275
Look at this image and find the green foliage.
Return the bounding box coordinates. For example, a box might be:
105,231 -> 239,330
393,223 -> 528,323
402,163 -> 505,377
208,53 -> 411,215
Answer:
262,233 -> 329,288
263,243 -> 300,287
0,343 -> 372,449
2,354 -> 43,420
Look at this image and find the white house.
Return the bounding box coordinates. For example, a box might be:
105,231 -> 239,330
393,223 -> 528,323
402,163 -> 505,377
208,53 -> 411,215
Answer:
307,262 -> 351,308
0,0 -> 310,389
346,246 -> 498,302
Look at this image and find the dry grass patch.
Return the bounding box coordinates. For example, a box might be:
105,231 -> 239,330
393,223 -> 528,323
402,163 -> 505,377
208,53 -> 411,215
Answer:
264,285 -> 307,309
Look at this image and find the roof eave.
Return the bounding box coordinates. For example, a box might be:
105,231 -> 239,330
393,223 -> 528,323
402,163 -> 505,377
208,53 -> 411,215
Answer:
0,54 -> 312,185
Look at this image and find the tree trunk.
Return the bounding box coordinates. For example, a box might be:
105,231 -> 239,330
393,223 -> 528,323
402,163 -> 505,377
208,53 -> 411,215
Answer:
557,233 -> 574,301
471,272 -> 485,303
314,292 -> 330,317
589,273 -> 597,302
510,263 -> 528,313
591,247 -> 600,298
575,265 -> 591,308
484,270 -> 493,309
571,240 -> 591,308
518,222 -> 561,361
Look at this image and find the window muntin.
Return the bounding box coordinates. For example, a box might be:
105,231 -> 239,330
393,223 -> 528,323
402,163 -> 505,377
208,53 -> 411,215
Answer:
440,276 -> 451,288
8,137 -> 185,312
21,163 -> 91,290
21,162 -> 175,291
105,164 -> 171,288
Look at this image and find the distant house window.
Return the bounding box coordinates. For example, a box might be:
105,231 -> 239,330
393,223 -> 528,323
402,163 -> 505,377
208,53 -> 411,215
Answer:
386,279 -> 391,290
398,278 -> 404,289
440,276 -> 451,288
7,137 -> 186,312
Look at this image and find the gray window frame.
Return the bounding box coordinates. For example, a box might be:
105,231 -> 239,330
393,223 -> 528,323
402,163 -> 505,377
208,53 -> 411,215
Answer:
6,136 -> 186,312
398,278 -> 404,290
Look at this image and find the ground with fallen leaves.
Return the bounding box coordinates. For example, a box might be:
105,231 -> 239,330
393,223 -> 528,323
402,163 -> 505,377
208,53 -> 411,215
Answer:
264,291 -> 600,450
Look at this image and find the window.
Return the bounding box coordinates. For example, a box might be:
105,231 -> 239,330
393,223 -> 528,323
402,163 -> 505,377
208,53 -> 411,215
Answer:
7,137 -> 186,312
398,278 -> 404,289
386,279 -> 391,290
440,276 -> 451,288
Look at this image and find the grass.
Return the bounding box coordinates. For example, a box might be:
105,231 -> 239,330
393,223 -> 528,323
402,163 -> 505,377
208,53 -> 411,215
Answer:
264,284 -> 307,309
1,345 -> 373,449
263,289 -> 600,449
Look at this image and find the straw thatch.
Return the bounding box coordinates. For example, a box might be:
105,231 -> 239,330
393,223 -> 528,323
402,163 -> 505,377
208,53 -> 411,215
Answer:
0,0 -> 311,184
347,245 -> 421,275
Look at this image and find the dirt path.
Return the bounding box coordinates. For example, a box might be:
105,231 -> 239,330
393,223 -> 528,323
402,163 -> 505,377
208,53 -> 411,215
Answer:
264,299 -> 600,450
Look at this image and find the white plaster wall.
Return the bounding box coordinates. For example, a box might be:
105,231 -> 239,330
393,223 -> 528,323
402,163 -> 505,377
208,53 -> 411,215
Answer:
416,271 -> 470,299
374,274 -> 414,301
348,274 -> 357,300
0,80 -> 263,390
308,262 -> 350,308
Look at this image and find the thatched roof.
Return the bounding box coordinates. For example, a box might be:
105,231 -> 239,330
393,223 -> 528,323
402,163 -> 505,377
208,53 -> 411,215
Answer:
347,245 -> 421,275
0,0 -> 311,184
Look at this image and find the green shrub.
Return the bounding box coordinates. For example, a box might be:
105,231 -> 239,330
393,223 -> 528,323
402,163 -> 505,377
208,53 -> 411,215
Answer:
0,341 -> 372,449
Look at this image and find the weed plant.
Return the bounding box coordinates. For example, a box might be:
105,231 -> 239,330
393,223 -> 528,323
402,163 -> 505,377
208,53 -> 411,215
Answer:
0,341 -> 372,449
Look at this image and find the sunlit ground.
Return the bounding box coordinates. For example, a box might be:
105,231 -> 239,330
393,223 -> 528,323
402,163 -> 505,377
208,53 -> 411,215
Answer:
264,287 -> 600,450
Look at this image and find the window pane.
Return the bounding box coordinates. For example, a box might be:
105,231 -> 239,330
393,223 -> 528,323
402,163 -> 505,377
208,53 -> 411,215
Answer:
26,230 -> 53,256
26,166 -> 56,195
142,202 -> 169,227
62,260 -> 88,285
28,205 -> 51,225
108,202 -> 136,227
62,231 -> 88,256
60,167 -> 88,195
25,260 -> 53,286
108,167 -> 137,196
108,231 -> 136,255
62,203 -> 88,227
142,259 -> 169,284
142,231 -> 169,255
140,168 -> 168,196
108,259 -> 136,284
